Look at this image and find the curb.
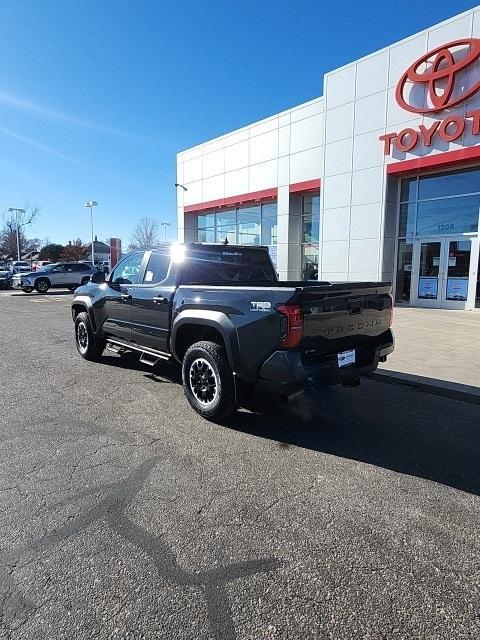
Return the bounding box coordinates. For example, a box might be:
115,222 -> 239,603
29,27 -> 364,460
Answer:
368,370 -> 480,406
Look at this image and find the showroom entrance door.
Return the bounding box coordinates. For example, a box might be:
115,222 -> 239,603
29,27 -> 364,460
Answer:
411,236 -> 479,310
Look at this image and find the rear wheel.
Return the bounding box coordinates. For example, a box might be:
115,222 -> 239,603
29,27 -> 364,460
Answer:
182,341 -> 236,421
34,278 -> 49,293
74,311 -> 105,361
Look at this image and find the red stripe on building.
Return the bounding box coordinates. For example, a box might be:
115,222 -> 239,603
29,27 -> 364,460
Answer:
183,187 -> 277,213
289,178 -> 321,193
387,146 -> 480,175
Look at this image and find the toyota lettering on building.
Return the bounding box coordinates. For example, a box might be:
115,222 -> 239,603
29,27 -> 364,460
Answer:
177,7 -> 480,311
380,39 -> 480,155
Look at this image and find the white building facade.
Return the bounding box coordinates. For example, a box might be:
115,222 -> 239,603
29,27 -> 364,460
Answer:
177,7 -> 480,310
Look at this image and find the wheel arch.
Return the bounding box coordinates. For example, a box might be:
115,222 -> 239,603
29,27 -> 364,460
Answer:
172,310 -> 241,372
71,297 -> 97,331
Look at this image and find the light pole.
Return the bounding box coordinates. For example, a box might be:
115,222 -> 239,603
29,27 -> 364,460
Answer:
8,208 -> 26,261
84,201 -> 98,265
160,221 -> 171,242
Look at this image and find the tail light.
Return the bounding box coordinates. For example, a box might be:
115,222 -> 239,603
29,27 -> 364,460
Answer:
388,294 -> 394,327
276,304 -> 304,348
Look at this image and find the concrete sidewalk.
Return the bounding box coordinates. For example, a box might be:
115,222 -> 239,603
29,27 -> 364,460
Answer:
375,307 -> 480,402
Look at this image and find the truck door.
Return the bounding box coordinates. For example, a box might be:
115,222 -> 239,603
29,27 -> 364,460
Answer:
102,252 -> 145,342
130,250 -> 173,354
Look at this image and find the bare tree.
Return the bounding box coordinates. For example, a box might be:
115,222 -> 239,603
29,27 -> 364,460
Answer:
128,217 -> 161,250
0,205 -> 41,258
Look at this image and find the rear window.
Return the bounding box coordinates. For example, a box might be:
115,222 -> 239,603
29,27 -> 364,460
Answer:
180,247 -> 276,285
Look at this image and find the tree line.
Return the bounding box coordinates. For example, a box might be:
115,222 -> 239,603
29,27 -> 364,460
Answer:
0,207 -> 89,262
1,208 -> 172,261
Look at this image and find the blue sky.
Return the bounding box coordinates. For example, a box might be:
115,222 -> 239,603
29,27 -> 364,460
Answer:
0,0 -> 475,246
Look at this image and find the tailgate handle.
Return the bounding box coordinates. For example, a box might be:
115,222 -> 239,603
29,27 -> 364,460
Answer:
347,298 -> 365,315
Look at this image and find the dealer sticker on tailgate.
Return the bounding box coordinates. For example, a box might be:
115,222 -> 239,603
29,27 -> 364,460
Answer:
338,349 -> 356,368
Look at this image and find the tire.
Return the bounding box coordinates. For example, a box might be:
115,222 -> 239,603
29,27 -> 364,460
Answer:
22,287 -> 34,293
182,340 -> 237,421
74,311 -> 105,361
34,278 -> 50,293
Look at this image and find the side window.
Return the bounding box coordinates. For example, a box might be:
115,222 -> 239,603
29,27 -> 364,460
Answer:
76,263 -> 89,271
53,265 -> 66,273
65,264 -> 76,273
110,253 -> 144,285
143,252 -> 171,284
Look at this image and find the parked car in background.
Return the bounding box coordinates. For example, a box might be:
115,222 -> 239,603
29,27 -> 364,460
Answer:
13,262 -> 99,293
0,267 -> 12,289
10,261 -> 31,274
32,260 -> 53,271
98,260 -> 110,273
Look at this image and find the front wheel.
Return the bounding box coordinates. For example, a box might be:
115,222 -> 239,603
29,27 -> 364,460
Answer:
34,278 -> 49,293
182,341 -> 237,421
74,311 -> 105,361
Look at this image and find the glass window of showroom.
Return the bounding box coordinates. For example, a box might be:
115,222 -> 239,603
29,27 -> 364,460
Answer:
195,201 -> 277,263
395,167 -> 480,304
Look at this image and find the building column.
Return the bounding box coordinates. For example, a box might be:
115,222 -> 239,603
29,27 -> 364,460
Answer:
275,187 -> 303,280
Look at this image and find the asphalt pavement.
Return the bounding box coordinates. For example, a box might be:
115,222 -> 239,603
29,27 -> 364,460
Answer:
1,289 -> 479,639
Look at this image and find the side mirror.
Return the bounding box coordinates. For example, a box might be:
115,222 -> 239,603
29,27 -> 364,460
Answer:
90,271 -> 106,284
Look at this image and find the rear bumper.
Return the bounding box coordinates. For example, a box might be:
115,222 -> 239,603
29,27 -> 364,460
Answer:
258,329 -> 394,386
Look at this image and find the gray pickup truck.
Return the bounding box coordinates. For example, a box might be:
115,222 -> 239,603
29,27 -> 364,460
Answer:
71,243 -> 394,420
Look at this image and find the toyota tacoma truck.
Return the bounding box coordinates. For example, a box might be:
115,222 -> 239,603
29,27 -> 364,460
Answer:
71,243 -> 394,420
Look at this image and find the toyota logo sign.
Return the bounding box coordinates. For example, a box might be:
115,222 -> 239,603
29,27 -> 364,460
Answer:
395,38 -> 480,113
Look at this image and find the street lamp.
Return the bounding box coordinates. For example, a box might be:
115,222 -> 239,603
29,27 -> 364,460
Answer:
161,221 -> 171,242
8,208 -> 26,261
84,201 -> 98,265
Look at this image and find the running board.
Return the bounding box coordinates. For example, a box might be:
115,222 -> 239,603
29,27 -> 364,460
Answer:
106,339 -> 170,363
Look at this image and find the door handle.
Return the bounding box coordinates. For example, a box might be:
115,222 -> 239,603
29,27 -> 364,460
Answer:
120,293 -> 132,300
153,295 -> 166,304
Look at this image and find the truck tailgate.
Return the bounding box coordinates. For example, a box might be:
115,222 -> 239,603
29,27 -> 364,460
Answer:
295,283 -> 392,356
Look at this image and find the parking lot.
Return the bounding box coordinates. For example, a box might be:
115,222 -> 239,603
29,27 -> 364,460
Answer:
1,289 -> 479,639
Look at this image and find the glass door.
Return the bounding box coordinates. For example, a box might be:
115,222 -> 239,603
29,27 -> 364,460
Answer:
412,240 -> 443,308
411,236 -> 477,309
443,239 -> 471,309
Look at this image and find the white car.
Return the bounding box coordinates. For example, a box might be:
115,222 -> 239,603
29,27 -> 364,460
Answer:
10,261 -> 31,274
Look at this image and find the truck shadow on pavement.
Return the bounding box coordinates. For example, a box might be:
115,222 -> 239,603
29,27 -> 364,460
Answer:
100,355 -> 480,497
231,383 -> 480,498
0,459 -> 280,639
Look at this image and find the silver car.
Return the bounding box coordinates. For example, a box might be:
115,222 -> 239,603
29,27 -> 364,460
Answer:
12,262 -> 98,293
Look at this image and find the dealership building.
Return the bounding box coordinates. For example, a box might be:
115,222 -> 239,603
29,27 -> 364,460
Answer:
177,7 -> 480,310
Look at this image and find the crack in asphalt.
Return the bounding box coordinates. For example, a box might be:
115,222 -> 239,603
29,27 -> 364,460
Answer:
0,458 -> 280,640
